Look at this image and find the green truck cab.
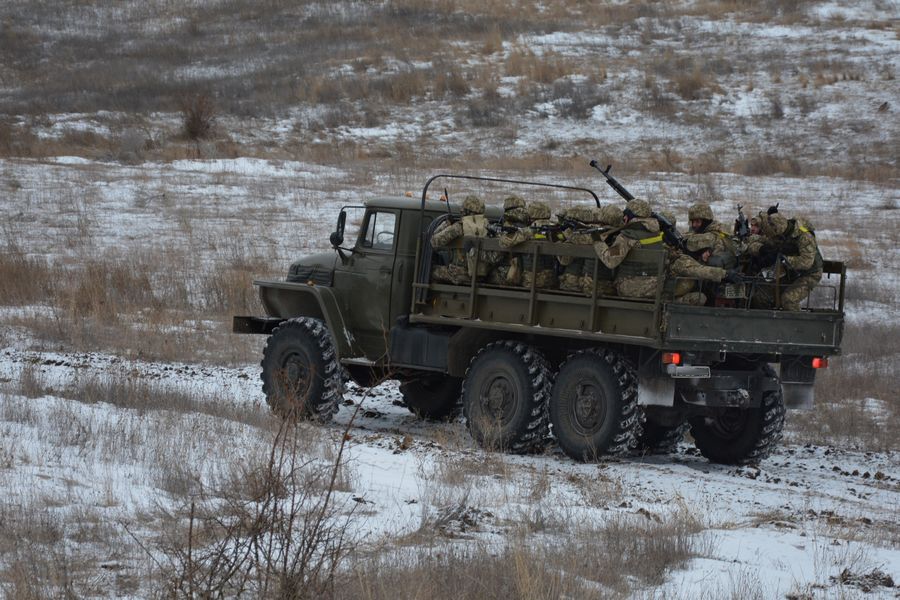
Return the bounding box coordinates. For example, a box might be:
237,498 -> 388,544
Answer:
234,175 -> 845,465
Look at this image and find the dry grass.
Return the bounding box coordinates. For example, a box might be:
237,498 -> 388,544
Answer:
342,509 -> 707,599
785,315 -> 900,452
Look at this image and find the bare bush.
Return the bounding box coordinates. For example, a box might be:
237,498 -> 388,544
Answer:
143,391 -> 365,598
180,94 -> 217,140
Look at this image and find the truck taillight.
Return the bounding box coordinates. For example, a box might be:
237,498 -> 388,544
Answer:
812,357 -> 828,369
662,352 -> 681,365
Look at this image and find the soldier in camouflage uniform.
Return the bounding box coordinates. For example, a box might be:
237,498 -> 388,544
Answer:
684,202 -> 737,269
486,196 -> 530,286
594,198 -> 664,299
579,204 -> 622,296
557,205 -> 599,293
521,201 -> 559,289
668,236 -> 736,305
747,212 -> 823,311
430,195 -> 491,285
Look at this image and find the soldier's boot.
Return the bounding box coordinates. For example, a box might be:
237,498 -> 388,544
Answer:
558,273 -> 583,293
675,292 -> 707,306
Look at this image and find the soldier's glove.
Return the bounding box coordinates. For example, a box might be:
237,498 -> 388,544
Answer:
723,269 -> 744,284
767,203 -> 780,215
756,243 -> 777,265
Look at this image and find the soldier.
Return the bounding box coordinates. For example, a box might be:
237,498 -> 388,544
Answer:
594,198 -> 665,299
748,212 -> 823,311
685,202 -> 737,269
486,195 -> 530,286
431,195 -> 490,285
520,201 -> 559,289
557,205 -> 598,293
669,238 -> 740,305
580,204 -> 622,296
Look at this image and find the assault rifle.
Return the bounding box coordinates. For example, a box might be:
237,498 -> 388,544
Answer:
734,204 -> 749,240
558,217 -> 610,236
651,211 -> 688,253
589,160 -> 634,201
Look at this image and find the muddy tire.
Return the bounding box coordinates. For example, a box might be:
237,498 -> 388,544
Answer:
689,372 -> 785,465
400,375 -> 462,420
462,341 -> 551,454
260,317 -> 343,422
636,418 -> 689,456
549,348 -> 640,461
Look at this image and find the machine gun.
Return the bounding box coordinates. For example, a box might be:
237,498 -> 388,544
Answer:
734,204 -> 749,240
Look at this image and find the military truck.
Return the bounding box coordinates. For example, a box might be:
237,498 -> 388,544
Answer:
234,173 -> 845,465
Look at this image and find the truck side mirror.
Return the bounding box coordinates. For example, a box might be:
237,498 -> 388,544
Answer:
330,210 -> 346,248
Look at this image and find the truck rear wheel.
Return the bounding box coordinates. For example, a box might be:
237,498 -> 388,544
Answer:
549,349 -> 640,461
688,385 -> 785,465
461,341 -> 551,454
399,375 -> 462,420
260,317 -> 343,422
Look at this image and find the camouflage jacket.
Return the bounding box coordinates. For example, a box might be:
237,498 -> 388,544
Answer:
669,252 -> 726,282
594,219 -> 660,270
748,220 -> 822,276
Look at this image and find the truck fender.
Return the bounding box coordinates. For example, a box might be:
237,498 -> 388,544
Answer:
255,279 -> 357,360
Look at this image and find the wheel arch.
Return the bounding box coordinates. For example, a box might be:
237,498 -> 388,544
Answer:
256,280 -> 355,359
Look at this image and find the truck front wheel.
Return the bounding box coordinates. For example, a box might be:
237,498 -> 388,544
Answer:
688,387 -> 785,465
399,375 -> 462,420
260,317 -> 343,422
461,341 -> 551,454
550,349 -> 640,461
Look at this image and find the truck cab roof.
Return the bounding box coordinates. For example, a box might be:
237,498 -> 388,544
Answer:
364,196 -> 503,219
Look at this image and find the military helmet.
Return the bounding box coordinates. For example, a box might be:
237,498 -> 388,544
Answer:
566,205 -> 595,223
598,205 -> 624,226
688,202 -> 714,222
756,211 -> 773,237
685,232 -> 717,253
462,194 -> 484,215
768,213 -> 788,236
527,201 -> 551,221
503,195 -> 525,211
625,198 -> 651,219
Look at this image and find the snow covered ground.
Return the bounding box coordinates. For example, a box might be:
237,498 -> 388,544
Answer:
0,347 -> 898,597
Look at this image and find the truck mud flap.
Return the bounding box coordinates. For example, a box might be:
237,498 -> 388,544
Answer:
637,375 -> 675,407
780,356 -> 817,410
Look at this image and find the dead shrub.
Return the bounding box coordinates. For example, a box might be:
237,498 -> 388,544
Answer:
144,401 -> 362,598
0,245 -> 52,306
467,84 -> 507,128
504,47 -> 571,84
179,93 -> 217,140
672,67 -> 711,101
734,152 -> 803,177
433,67 -> 470,99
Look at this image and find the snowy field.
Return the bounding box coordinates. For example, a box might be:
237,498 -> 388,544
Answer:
1,0 -> 899,597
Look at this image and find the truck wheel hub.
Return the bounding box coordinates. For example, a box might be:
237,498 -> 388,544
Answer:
573,382 -> 605,431
281,352 -> 310,394
481,375 -> 515,420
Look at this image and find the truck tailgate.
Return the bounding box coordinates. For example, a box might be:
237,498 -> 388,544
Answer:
663,304 -> 843,355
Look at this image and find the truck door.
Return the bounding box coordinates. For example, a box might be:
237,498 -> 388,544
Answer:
333,208 -> 399,359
